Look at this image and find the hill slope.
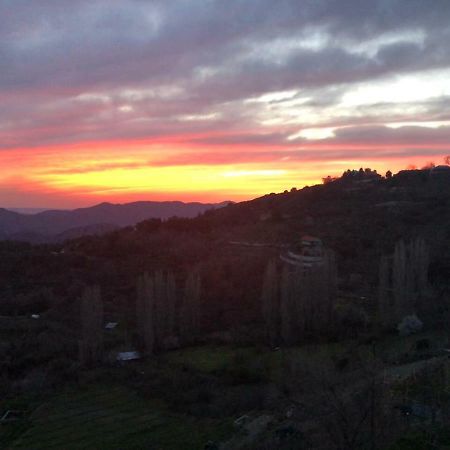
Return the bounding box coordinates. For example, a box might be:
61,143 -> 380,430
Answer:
0,201 -> 228,241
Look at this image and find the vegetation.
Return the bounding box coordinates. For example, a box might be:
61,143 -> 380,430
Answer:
1,168 -> 449,448
4,384 -> 233,450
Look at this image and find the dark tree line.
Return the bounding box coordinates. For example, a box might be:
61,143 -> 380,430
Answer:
378,238 -> 430,328
136,270 -> 201,353
262,251 -> 337,346
77,237 -> 433,363
79,270 -> 202,364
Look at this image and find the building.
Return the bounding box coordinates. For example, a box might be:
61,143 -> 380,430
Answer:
280,235 -> 324,268
431,165 -> 450,178
116,351 -> 141,362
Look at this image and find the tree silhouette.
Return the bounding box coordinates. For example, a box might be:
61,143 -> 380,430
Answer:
137,273 -> 156,354
79,286 -> 103,366
261,260 -> 279,346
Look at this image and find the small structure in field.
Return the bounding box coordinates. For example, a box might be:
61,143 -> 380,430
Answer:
116,351 -> 141,362
105,322 -> 118,330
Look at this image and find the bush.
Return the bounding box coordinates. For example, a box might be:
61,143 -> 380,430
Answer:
336,304 -> 369,335
224,352 -> 269,385
397,315 -> 423,336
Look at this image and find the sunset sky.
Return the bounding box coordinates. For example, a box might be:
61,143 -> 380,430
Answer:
1,0 -> 450,208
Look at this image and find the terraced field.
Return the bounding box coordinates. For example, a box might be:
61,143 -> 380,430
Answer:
3,384 -> 232,450
2,332 -> 446,449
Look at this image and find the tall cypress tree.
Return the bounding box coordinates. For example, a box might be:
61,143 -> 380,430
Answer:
79,285 -> 103,366
137,273 -> 155,354
166,272 -> 177,338
180,271 -> 201,345
261,260 -> 279,346
379,238 -> 429,326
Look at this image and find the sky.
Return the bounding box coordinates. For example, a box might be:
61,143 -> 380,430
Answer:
1,0 -> 450,208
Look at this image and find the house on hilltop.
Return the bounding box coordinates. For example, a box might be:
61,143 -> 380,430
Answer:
431,165 -> 450,177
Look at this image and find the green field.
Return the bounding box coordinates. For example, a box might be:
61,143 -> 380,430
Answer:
2,330 -> 447,449
2,384 -> 232,450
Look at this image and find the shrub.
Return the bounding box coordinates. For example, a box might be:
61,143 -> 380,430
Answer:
397,315 -> 423,336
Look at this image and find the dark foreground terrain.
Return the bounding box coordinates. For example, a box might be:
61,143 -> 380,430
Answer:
1,167 -> 450,449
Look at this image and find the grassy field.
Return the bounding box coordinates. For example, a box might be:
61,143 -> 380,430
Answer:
165,330 -> 448,381
2,330 -> 447,449
388,427 -> 450,450
2,384 -> 232,450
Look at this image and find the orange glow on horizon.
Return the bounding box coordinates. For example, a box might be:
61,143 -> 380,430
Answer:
1,138 -> 447,208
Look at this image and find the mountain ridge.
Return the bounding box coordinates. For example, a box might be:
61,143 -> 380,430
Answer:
0,200 -> 231,241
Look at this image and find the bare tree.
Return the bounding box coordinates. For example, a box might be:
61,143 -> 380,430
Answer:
296,358 -> 392,450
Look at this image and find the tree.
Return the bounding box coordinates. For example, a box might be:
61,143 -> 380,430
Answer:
280,266 -> 297,345
394,238 -> 429,318
166,272 -> 177,338
322,175 -> 337,184
137,273 -> 155,354
135,218 -> 162,233
278,348 -> 392,450
377,255 -> 392,329
153,271 -> 166,348
79,286 -> 103,366
180,271 -> 201,345
385,170 -> 392,179
393,240 -> 409,319
378,238 -> 429,327
397,314 -> 423,336
261,260 -> 279,346
279,251 -> 337,345
304,359 -> 390,450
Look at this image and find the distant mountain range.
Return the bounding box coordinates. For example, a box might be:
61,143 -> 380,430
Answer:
0,201 -> 230,242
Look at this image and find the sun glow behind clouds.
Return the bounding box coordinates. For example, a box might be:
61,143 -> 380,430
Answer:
386,121 -> 450,129
342,69 -> 450,106
288,127 -> 336,140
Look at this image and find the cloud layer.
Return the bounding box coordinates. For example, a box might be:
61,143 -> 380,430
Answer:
0,0 -> 449,206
